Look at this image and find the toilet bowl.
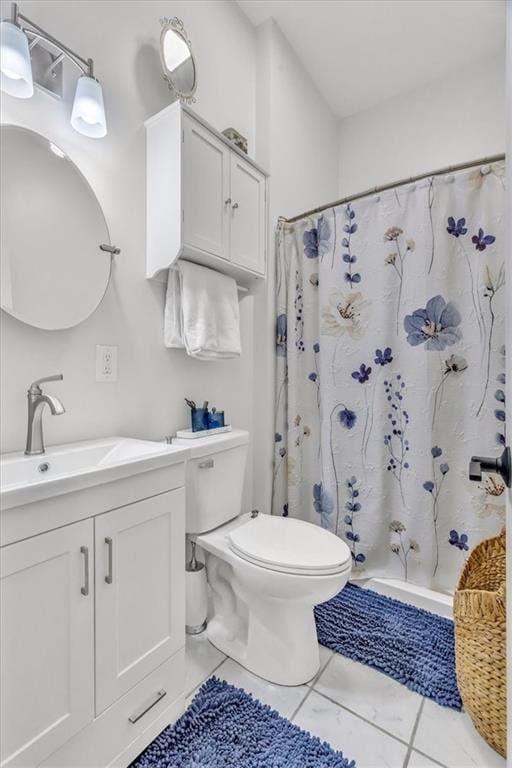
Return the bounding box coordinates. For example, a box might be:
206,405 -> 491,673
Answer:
199,513 -> 351,685
173,429 -> 352,686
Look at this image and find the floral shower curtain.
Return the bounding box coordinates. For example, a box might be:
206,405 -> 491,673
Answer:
273,161 -> 506,592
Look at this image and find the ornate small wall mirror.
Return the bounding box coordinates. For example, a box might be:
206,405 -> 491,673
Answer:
159,17 -> 197,104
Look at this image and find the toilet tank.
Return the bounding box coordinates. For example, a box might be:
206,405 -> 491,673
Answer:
172,429 -> 249,534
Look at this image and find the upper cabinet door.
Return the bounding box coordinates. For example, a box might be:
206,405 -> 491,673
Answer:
95,489 -> 185,715
1,520 -> 94,768
182,115 -> 231,260
229,153 -> 266,275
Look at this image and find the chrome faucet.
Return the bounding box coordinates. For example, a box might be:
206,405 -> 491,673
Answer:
25,375 -> 65,456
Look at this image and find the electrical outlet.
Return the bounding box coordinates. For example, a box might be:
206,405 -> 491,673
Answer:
96,345 -> 118,382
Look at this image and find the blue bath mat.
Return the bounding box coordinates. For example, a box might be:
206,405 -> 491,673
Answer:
132,677 -> 355,768
315,583 -> 462,710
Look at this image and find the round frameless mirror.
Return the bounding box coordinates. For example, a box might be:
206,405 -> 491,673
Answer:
159,17 -> 197,103
0,125 -> 112,330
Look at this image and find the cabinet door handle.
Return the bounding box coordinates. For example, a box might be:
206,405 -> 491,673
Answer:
105,537 -> 113,584
232,202 -> 239,210
198,458 -> 214,469
224,197 -> 232,205
80,546 -> 89,596
128,689 -> 167,724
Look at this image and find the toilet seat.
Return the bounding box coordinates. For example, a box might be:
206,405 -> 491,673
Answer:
228,515 -> 352,576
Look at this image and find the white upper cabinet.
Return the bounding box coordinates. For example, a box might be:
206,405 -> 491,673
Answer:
145,103 -> 268,284
230,152 -> 266,275
1,520 -> 94,768
182,115 -> 230,261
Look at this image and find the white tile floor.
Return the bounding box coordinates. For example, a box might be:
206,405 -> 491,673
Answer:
185,634 -> 506,768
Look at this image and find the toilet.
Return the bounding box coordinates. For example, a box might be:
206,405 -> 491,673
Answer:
174,429 -> 352,686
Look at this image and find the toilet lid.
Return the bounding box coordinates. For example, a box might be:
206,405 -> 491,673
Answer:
228,515 -> 351,574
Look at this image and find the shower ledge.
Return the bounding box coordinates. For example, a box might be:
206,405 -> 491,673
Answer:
357,577 -> 453,619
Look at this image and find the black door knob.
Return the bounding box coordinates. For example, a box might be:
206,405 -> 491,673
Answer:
469,447 -> 511,488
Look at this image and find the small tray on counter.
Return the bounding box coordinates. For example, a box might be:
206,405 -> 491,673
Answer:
175,425 -> 232,440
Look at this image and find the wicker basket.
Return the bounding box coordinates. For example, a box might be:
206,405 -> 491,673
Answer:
453,528 -> 506,757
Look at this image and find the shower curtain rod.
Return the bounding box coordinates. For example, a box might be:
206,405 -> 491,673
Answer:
280,152 -> 506,224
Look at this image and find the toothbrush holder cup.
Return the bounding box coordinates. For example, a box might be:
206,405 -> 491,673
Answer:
191,408 -> 209,432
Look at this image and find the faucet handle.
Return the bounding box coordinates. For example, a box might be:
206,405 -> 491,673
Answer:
28,374 -> 64,394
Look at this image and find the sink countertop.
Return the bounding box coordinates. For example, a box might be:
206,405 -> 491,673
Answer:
0,437 -> 190,510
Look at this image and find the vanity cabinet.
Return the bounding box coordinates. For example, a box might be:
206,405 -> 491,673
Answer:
145,102 -> 268,284
0,520 -> 94,768
95,490 -> 184,714
0,462 -> 186,768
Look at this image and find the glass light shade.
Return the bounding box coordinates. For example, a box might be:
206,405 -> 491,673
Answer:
70,75 -> 107,138
0,21 -> 34,98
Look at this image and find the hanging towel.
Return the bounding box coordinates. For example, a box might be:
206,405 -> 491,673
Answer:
164,261 -> 241,360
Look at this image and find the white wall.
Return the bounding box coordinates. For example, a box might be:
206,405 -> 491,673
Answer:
0,0 -> 257,506
252,19 -> 339,513
337,52 -> 506,198
256,20 -> 340,218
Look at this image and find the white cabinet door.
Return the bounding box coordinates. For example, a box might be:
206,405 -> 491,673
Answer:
182,115 -> 230,260
229,153 -> 266,275
95,489 -> 185,714
0,520 -> 94,768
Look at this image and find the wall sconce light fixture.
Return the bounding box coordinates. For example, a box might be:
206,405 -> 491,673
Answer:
0,2 -> 107,138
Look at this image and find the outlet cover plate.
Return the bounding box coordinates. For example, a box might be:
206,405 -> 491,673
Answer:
96,345 -> 118,382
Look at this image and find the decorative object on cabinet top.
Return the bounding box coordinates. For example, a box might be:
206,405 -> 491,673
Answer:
159,16 -> 197,104
145,102 -> 269,289
222,127 -> 248,155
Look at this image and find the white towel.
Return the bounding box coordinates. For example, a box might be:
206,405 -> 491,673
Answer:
164,261 -> 241,360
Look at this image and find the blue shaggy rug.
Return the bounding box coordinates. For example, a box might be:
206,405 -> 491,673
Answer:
132,677 -> 355,768
315,583 -> 462,710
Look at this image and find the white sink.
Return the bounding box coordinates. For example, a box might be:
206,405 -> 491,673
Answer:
0,437 -> 190,510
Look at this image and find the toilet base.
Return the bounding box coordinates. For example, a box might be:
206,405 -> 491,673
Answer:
206,607 -> 320,686
202,546 -> 349,686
